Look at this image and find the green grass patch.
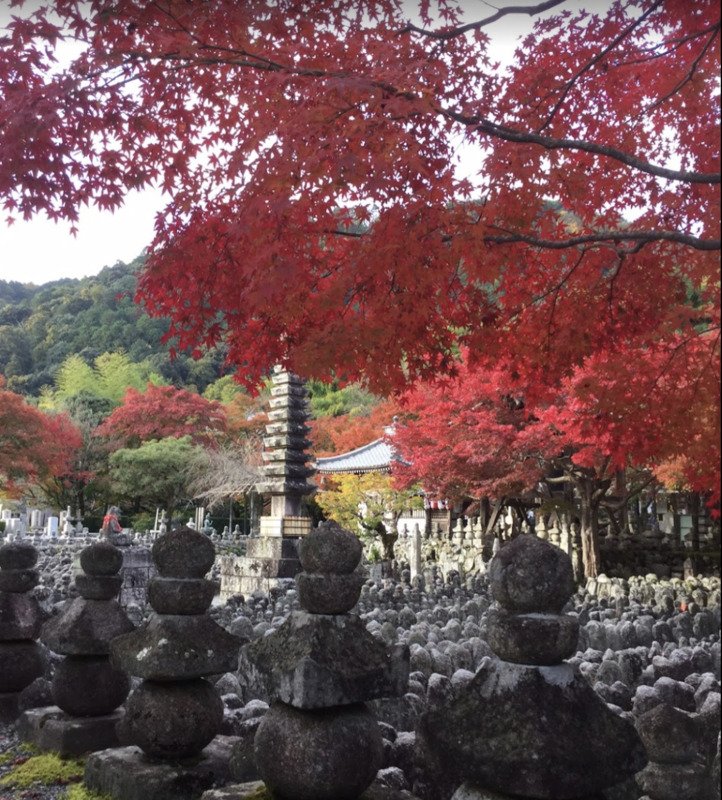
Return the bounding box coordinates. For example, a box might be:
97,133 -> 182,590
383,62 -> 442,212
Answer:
242,786 -> 275,800
65,784 -> 114,800
0,752 -> 84,788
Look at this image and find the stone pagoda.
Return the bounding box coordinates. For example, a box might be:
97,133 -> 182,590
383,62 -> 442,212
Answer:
416,534 -> 647,799
239,520 -> 410,799
219,366 -> 317,599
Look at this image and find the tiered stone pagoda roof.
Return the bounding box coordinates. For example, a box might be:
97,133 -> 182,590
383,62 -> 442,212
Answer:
256,368 -> 316,498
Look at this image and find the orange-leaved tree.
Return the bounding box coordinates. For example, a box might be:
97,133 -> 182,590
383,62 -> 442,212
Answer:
0,377 -> 83,499
0,0 -> 717,396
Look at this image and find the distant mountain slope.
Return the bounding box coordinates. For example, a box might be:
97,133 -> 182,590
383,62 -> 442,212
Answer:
0,256 -> 226,397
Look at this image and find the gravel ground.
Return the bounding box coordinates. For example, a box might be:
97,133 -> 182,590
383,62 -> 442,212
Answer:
0,722 -> 77,800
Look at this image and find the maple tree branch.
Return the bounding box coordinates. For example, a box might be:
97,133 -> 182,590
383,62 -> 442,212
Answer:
396,0 -> 567,40
621,21 -> 721,67
539,0 -> 665,130
483,229 -> 719,251
439,110 -> 721,186
644,23 -> 720,114
545,249 -> 587,349
600,474 -> 656,510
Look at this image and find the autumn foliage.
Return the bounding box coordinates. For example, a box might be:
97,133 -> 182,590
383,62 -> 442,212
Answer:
96,384 -> 227,448
0,376 -> 83,496
310,398 -> 401,457
0,0 -> 717,392
0,0 -> 719,536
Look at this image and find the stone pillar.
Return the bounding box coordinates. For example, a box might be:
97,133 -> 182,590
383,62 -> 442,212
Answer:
410,523 -> 423,582
416,535 -> 647,799
85,526 -> 243,800
239,520 -> 410,799
0,542 -> 46,722
19,541 -> 134,755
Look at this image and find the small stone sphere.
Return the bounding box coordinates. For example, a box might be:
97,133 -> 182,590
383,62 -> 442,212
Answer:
75,574 -> 123,601
0,641 -> 45,692
52,656 -> 130,716
147,577 -> 215,615
152,527 -> 216,579
0,542 -> 38,570
123,678 -> 223,759
298,520 -> 363,575
0,569 -> 39,593
296,569 -> 364,614
255,701 -> 383,800
489,535 -> 575,613
80,542 -> 124,576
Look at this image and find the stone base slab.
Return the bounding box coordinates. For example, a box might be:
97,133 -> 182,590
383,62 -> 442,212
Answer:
18,706 -> 125,757
245,537 -> 299,560
260,517 -> 312,537
0,692 -> 19,724
201,782 -> 266,800
201,780 -> 422,800
84,736 -> 239,800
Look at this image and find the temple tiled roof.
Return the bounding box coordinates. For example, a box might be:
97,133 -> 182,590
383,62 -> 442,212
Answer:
314,438 -> 393,475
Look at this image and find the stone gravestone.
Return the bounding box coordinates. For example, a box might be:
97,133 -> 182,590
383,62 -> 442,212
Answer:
0,542 -> 46,722
416,534 -> 647,799
635,701 -> 711,800
235,520 -> 410,799
85,526 -> 244,800
19,541 -> 134,755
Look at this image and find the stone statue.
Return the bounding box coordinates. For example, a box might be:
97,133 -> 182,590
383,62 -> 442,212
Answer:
102,507 -> 122,540
102,506 -> 130,547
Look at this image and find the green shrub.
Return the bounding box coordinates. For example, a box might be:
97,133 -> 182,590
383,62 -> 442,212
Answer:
130,513 -> 155,533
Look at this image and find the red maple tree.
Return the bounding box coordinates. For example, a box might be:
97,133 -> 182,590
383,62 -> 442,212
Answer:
392,339 -> 720,578
0,377 -> 83,497
96,384 -> 227,448
0,0 -> 717,394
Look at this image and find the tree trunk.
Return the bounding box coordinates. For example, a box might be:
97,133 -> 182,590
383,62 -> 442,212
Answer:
484,497 -> 504,539
379,522 -> 397,560
579,478 -> 601,580
689,491 -> 700,574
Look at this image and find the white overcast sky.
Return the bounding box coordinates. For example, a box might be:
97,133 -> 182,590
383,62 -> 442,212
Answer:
0,1 -> 595,286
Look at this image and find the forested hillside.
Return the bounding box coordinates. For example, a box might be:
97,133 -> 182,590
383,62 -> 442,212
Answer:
0,256 -> 226,398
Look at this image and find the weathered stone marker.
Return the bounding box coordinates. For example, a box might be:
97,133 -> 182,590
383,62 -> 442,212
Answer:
238,519 -> 410,799
416,534 -> 647,800
0,541 -> 46,722
19,540 -> 134,755
84,526 -> 244,800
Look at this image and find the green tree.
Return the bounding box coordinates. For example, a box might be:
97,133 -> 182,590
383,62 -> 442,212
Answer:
109,436 -> 199,520
308,380 -> 380,419
203,375 -> 244,405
